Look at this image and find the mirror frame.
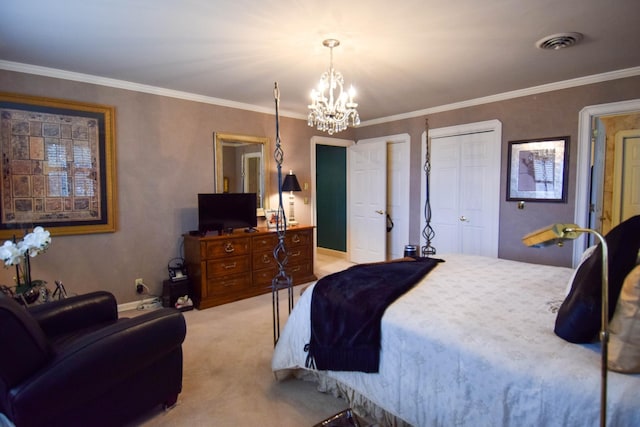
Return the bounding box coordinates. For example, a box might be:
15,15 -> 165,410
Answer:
213,132 -> 270,217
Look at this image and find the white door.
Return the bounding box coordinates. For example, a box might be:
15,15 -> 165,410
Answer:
386,139 -> 410,259
612,130 -> 640,225
422,120 -> 501,257
349,140 -> 387,263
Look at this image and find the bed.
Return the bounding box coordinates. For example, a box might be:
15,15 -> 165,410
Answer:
271,254 -> 640,426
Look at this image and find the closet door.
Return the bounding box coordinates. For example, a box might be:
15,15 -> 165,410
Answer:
426,123 -> 501,257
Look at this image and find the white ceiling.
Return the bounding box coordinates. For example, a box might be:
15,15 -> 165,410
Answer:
1,0 -> 640,124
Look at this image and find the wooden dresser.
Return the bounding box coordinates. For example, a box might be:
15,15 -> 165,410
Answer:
183,226 -> 316,309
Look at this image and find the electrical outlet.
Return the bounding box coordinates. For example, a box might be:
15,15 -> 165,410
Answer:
135,278 -> 145,294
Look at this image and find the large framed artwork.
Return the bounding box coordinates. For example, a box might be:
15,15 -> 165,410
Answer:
506,136 -> 569,202
0,93 -> 117,238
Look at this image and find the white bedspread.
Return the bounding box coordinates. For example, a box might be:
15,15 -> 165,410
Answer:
272,254 -> 640,426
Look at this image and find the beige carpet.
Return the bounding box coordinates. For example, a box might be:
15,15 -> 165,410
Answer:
129,254 -> 355,427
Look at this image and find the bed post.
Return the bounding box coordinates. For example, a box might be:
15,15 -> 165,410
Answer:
271,83 -> 294,346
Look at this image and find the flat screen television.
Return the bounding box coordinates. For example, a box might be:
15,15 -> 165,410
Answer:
198,193 -> 257,234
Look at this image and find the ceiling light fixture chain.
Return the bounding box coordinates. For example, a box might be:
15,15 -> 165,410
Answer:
308,39 -> 360,135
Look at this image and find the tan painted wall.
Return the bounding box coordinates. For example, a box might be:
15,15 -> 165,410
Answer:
0,70 -> 337,304
353,76 -> 640,267
1,68 -> 639,303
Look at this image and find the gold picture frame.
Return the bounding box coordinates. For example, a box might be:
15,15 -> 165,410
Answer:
0,92 -> 117,238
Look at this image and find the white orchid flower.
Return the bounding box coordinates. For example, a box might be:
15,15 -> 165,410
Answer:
0,240 -> 22,266
18,226 -> 51,257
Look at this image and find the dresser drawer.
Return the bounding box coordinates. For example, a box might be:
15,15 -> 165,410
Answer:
253,251 -> 277,270
254,260 -> 315,288
206,255 -> 250,278
254,246 -> 309,269
253,266 -> 278,288
286,230 -> 311,247
253,230 -> 311,253
252,234 -> 279,252
287,246 -> 310,264
205,237 -> 250,259
287,261 -> 314,284
206,272 -> 252,297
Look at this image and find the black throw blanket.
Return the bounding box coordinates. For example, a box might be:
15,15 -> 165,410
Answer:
305,257 -> 443,373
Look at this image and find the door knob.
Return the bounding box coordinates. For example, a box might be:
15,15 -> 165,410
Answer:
459,216 -> 469,222
375,210 -> 384,215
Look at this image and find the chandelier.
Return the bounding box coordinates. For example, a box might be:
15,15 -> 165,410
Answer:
307,39 -> 360,135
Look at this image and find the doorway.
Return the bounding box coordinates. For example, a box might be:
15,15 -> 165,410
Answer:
311,136 -> 353,259
311,134 -> 410,263
316,144 -> 347,252
612,129 -> 640,226
574,99 -> 640,266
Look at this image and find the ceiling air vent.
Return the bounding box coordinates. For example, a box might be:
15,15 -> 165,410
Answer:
535,32 -> 583,50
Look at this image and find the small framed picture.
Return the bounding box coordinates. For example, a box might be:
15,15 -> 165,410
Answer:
265,209 -> 284,230
506,136 -> 569,202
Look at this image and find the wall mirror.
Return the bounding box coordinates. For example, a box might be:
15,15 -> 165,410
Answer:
213,132 -> 270,216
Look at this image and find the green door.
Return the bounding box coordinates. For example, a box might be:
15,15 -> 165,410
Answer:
316,145 -> 347,252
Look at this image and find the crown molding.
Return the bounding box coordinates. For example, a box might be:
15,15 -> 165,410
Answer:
359,66 -> 640,127
0,60 -> 306,120
2,60 -> 638,126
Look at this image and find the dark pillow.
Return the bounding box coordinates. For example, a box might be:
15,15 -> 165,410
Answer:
555,215 -> 640,343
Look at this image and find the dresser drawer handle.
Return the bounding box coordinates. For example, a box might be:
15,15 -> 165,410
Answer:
223,262 -> 237,269
224,243 -> 235,253
290,266 -> 301,273
289,250 -> 301,257
292,235 -> 301,243
222,281 -> 235,287
262,254 -> 271,264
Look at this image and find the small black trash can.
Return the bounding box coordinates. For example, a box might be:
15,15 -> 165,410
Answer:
403,244 -> 418,258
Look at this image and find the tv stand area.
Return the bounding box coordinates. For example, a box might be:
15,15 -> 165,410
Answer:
183,226 -> 316,309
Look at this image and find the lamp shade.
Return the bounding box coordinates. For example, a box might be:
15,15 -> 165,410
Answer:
521,223 -> 581,247
282,173 -> 301,192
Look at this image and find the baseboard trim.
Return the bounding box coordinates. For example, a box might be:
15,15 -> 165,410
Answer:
117,296 -> 162,312
317,247 -> 348,259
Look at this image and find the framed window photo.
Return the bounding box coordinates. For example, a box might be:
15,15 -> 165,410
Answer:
506,136 -> 569,202
0,92 -> 117,238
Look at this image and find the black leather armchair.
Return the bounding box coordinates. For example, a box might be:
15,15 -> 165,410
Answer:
0,291 -> 187,427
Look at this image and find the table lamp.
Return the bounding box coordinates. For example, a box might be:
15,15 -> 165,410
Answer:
281,170 -> 301,226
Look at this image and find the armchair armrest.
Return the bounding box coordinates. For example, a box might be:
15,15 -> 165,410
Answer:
9,308 -> 186,424
28,291 -> 118,338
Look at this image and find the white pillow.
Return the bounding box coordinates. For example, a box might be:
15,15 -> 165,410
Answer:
608,264 -> 640,373
564,245 -> 598,296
